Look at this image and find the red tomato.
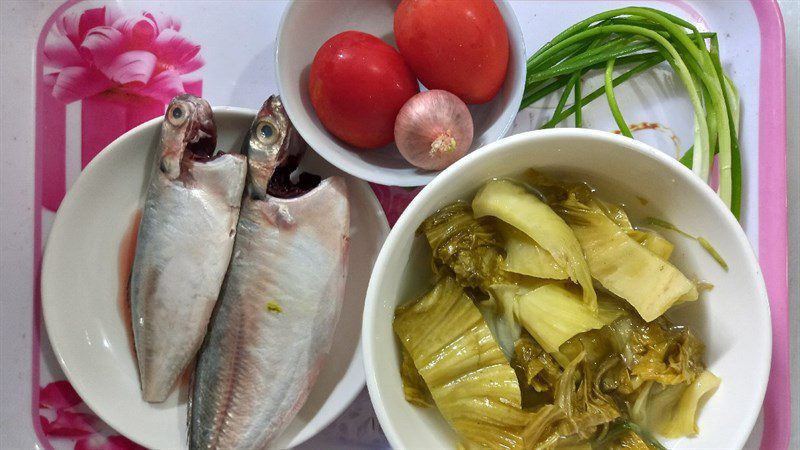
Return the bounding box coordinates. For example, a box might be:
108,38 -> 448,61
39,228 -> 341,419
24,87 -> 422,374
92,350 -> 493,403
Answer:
394,0 -> 509,104
309,31 -> 419,149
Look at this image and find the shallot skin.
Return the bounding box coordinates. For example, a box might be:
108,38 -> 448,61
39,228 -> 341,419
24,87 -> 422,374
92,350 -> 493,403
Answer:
394,90 -> 474,171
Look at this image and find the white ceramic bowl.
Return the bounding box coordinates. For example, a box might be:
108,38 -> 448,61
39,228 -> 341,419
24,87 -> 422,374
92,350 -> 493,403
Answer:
41,107 -> 389,449
363,129 -> 771,449
276,0 -> 526,186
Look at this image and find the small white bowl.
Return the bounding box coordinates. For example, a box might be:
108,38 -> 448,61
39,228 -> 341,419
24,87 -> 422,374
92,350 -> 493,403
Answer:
276,0 -> 526,186
41,107 -> 390,449
363,129 -> 771,449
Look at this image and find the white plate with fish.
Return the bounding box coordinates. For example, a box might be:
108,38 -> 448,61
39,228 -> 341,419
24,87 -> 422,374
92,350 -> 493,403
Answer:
41,102 -> 389,449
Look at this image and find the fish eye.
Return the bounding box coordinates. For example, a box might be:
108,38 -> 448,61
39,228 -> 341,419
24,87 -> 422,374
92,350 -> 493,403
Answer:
256,121 -> 278,144
167,103 -> 189,126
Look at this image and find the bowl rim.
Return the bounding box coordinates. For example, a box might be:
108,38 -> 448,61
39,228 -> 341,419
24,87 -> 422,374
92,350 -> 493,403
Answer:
41,106 -> 385,449
362,127 -> 772,450
274,0 -> 527,187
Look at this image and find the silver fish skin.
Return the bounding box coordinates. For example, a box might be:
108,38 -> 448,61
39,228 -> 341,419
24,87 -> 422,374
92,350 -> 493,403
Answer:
130,94 -> 247,403
189,96 -> 350,449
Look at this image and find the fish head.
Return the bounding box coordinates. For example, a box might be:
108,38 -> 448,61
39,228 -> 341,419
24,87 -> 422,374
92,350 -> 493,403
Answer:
159,94 -> 217,180
243,96 -> 297,200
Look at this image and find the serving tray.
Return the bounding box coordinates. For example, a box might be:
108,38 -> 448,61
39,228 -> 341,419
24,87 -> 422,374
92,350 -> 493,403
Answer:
19,0 -> 787,448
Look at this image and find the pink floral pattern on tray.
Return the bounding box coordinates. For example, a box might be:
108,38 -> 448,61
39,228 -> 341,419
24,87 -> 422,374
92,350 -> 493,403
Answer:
41,5 -> 203,211
39,382 -> 144,450
44,6 -> 202,104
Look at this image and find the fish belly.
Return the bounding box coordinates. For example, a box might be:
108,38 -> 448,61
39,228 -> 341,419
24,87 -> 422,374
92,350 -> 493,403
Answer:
190,177 -> 349,449
131,155 -> 246,403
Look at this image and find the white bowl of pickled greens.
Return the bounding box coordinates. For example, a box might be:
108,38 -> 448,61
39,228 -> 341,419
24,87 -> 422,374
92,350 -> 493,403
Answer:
363,128 -> 770,450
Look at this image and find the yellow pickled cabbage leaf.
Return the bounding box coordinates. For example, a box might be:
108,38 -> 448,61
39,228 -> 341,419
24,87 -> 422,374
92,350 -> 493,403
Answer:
595,199 -> 675,260
628,229 -> 675,260
561,311 -> 706,390
522,170 -> 675,263
596,199 -> 634,231
399,346 -> 433,407
483,278 -> 549,358
519,169 -> 593,206
487,277 -> 548,326
608,430 -> 660,450
591,197 -> 675,261
513,335 -> 562,395
553,352 -> 621,440
478,298 -> 520,360
631,371 -> 721,438
594,421 -> 666,450
556,194 -> 697,321
491,283 -> 624,356
521,404 -> 566,449
552,442 -> 592,450
627,321 -> 706,386
516,284 -> 605,353
472,180 -> 597,310
596,293 -> 629,325
394,276 -> 529,449
499,223 -> 569,280
418,202 -> 504,289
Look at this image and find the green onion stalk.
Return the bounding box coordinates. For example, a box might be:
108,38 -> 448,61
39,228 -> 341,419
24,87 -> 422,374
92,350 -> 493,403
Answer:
521,7 -> 742,218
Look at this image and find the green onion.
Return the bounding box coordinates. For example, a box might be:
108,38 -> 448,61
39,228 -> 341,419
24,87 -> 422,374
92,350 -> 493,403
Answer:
646,217 -> 728,270
604,58 -> 632,138
573,70 -> 583,127
540,53 -> 666,127
521,7 -> 742,218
